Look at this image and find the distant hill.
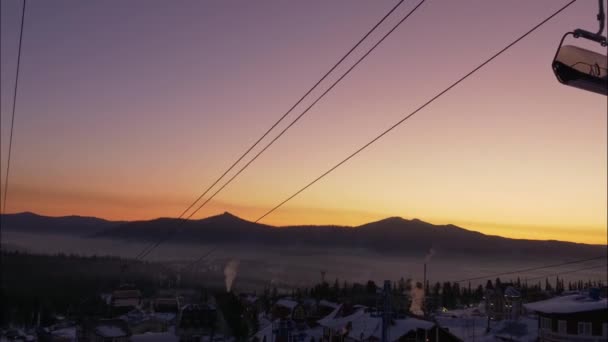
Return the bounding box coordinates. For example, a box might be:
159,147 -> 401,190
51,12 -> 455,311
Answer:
1,212 -> 123,237
96,212 -> 604,258
2,211 -> 604,258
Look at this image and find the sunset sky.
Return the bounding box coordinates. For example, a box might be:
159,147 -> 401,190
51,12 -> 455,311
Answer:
1,0 -> 606,244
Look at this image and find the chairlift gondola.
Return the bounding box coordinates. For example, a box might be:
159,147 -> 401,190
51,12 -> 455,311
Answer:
552,0 -> 607,96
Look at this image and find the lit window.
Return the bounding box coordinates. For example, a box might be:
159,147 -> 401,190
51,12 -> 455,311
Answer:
558,320 -> 567,334
577,322 -> 592,336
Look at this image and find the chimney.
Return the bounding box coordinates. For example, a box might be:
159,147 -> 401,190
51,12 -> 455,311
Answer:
423,263 -> 427,291
423,263 -> 427,317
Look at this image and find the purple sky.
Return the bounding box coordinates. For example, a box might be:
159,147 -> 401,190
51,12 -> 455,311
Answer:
1,0 -> 606,243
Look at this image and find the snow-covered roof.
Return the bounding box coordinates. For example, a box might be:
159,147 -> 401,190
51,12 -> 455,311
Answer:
51,327 -> 76,339
275,299 -> 298,310
242,294 -> 259,304
318,304 -> 342,323
258,314 -> 272,330
504,286 -> 520,298
320,310 -> 434,342
253,320 -> 323,342
436,312 -> 537,342
347,314 -> 380,340
304,326 -> 324,341
387,318 -> 434,340
131,331 -> 179,342
151,312 -> 176,322
317,305 -> 366,329
524,294 -> 608,314
253,319 -> 276,341
350,315 -> 435,341
95,325 -> 128,337
319,300 -> 340,309
181,303 -> 215,312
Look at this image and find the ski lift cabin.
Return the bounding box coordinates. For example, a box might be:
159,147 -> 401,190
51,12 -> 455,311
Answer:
553,34 -> 607,95
552,0 -> 607,96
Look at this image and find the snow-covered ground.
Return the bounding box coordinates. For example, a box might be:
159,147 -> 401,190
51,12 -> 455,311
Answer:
435,307 -> 538,342
131,330 -> 179,342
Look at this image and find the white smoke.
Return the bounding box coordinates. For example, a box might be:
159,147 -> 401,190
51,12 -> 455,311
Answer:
409,281 -> 425,316
224,260 -> 240,292
268,259 -> 287,287
424,248 -> 435,263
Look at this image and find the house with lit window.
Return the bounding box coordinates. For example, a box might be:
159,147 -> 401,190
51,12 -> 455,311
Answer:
111,284 -> 142,314
484,285 -> 522,321
524,289 -> 608,342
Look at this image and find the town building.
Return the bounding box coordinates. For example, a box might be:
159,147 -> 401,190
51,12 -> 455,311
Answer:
524,289 -> 608,342
119,308 -> 175,334
153,295 -> 180,313
272,298 -> 300,320
111,284 -> 142,314
317,304 -> 460,342
484,285 -> 522,321
176,303 -> 217,342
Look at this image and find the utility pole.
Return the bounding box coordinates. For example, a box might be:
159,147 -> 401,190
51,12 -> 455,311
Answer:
120,264 -> 128,285
382,280 -> 391,342
423,263 -> 427,317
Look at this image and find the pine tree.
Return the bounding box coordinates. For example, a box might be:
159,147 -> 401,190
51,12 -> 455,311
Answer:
398,277 -> 406,293
475,285 -> 484,302
366,280 -> 377,294
545,278 -> 553,292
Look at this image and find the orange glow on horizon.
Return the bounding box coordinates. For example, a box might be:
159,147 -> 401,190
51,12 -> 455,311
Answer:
5,183 -> 606,245
1,1 -> 606,247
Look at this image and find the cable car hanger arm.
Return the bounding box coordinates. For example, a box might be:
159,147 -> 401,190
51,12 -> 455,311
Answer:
596,0 -> 605,35
574,0 -> 607,45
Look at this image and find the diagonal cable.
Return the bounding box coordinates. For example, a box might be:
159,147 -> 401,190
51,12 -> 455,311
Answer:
136,0 -> 427,260
2,0 -> 27,215
254,0 -> 578,224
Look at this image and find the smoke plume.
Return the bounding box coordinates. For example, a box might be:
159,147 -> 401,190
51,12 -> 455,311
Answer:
409,281 -> 425,316
224,260 -> 240,292
424,248 -> 435,263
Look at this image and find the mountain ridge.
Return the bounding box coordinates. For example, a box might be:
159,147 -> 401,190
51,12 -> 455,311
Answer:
1,212 -> 604,258
1,211 -> 124,236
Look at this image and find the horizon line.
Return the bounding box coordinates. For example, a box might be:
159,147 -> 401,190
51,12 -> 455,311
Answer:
3,210 -> 606,247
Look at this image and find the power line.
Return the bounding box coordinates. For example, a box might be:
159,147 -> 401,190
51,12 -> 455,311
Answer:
182,246 -> 219,273
254,0 -> 578,224
178,0 -> 579,271
173,0 -> 407,223
525,263 -> 607,282
2,0 -> 26,215
136,0 -> 427,261
178,252 -> 605,290
134,0 -> 412,261
184,0 -> 427,223
453,255 -> 605,283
